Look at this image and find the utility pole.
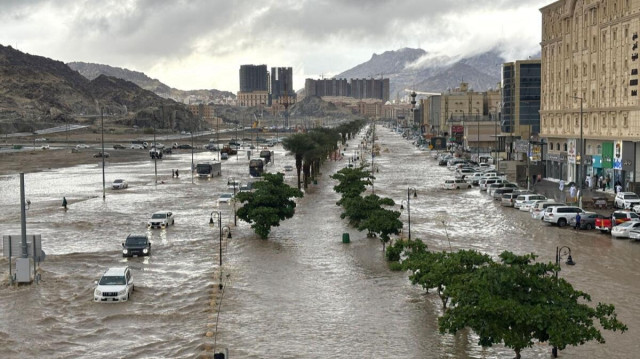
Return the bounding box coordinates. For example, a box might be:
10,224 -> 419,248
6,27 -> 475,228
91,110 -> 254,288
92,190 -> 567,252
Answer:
101,108 -> 106,200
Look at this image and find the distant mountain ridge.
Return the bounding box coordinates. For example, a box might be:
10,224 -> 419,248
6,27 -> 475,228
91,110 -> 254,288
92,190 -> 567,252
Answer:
335,47 -> 535,98
0,44 -> 194,133
68,62 -> 234,103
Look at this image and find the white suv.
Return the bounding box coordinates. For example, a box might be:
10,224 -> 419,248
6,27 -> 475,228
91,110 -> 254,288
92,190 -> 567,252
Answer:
543,206 -> 585,227
614,192 -> 640,209
94,266 -> 134,303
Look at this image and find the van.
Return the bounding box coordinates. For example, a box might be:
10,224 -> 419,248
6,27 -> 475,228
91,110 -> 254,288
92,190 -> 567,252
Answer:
480,179 -> 505,191
543,206 -> 585,227
493,188 -> 515,200
501,193 -> 519,207
514,194 -> 546,209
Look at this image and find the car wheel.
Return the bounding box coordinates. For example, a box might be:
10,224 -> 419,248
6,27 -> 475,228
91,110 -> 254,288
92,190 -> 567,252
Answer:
585,223 -> 593,230
558,218 -> 567,227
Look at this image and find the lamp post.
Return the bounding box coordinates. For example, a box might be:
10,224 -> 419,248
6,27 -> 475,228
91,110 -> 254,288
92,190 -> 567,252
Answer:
209,212 -> 232,290
400,187 -> 417,240
572,96 -> 584,189
552,246 -> 576,358
101,107 -> 106,200
228,176 -> 237,225
475,108 -> 480,161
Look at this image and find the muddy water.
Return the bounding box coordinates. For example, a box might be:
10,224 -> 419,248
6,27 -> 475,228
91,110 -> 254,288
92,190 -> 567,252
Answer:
0,130 -> 638,358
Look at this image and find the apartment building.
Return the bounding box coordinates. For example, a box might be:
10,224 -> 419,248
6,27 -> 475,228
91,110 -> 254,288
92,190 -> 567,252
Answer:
540,0 -> 640,190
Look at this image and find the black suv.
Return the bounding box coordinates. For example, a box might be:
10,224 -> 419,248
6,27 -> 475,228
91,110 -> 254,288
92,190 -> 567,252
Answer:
122,235 -> 151,257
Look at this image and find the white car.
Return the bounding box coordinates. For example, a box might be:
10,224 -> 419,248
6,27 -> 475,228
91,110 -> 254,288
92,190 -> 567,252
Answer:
543,206 -> 585,227
130,144 -> 145,150
611,220 -> 640,238
614,192 -> 640,209
217,193 -> 234,205
284,165 -> 294,172
441,179 -> 472,190
112,179 -> 128,189
75,144 -> 90,149
94,266 -> 134,303
629,227 -> 640,240
147,211 -> 174,229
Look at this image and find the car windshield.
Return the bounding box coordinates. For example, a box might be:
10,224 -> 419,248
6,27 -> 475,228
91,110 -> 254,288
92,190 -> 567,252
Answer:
152,213 -> 167,219
618,221 -> 635,228
625,194 -> 640,199
99,275 -> 126,285
114,179 -> 123,183
126,237 -> 147,245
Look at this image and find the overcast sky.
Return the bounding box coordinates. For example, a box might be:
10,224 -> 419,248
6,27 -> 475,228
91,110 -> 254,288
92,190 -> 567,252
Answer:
1,0 -> 549,92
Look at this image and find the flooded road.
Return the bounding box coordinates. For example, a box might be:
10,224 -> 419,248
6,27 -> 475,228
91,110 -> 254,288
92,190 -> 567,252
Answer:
0,127 -> 638,358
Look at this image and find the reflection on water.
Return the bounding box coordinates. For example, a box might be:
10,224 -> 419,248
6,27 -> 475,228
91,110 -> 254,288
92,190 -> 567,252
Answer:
0,131 -> 638,358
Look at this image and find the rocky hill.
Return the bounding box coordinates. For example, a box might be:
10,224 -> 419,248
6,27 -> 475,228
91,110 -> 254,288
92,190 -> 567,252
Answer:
68,61 -> 235,103
335,47 -> 519,96
0,45 -> 195,132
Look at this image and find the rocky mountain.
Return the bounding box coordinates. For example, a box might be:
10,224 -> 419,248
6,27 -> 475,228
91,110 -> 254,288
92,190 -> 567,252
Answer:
335,47 -> 523,97
0,44 -> 195,132
68,61 -> 235,103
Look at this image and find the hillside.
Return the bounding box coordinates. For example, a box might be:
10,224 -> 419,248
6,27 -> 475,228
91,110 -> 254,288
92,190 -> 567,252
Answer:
335,47 -> 513,96
68,61 -> 235,103
0,45 -> 195,133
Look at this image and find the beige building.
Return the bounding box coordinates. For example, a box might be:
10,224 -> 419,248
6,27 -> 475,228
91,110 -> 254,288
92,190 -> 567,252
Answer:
237,91 -> 269,107
540,0 -> 640,187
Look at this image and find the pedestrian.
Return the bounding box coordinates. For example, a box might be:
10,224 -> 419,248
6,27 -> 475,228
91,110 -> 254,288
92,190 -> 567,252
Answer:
606,175 -> 611,189
569,184 -> 577,202
559,179 -> 565,192
172,169 -> 175,178
591,174 -> 596,191
537,174 -> 542,183
585,175 -> 591,191
62,197 -> 68,210
175,169 -> 179,178
600,175 -> 605,191
615,180 -> 622,194
574,212 -> 582,230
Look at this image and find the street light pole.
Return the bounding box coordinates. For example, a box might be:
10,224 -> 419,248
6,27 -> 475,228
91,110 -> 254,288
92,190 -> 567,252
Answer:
101,108 -> 106,200
476,109 -> 480,161
553,245 -> 576,357
400,187 -> 417,240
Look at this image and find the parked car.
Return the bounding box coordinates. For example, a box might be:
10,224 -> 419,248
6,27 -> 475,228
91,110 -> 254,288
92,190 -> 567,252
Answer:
93,152 -> 110,158
628,227 -> 640,240
94,266 -> 134,303
112,179 -> 128,189
130,144 -> 145,150
479,178 -> 505,191
568,212 -> 604,230
441,179 -> 472,190
493,187 -> 515,200
113,144 -> 125,149
284,165 -> 294,172
501,193 -> 519,207
217,193 -> 234,205
122,234 -> 151,257
543,206 -> 585,227
177,144 -> 193,149
614,192 -> 640,209
514,194 -> 546,209
531,201 -> 564,220
488,182 -> 518,196
75,144 -> 90,149
221,152 -> 229,160
594,210 -> 640,233
611,220 -> 640,238
147,211 -> 174,229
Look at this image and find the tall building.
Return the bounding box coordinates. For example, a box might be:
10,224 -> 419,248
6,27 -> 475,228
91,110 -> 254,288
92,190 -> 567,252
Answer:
239,65 -> 268,92
540,0 -> 640,188
501,60 -> 541,139
270,67 -> 296,103
238,65 -> 269,107
304,78 -> 389,101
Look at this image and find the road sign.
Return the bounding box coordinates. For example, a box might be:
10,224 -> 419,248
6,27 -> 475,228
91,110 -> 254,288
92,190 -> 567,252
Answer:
3,235 -> 42,259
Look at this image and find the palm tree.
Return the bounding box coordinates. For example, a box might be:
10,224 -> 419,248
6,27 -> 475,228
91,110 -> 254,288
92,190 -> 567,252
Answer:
282,133 -> 316,189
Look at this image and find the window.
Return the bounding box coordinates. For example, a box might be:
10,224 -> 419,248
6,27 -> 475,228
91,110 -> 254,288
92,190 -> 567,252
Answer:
623,116 -> 628,127
557,143 -> 561,151
549,142 -> 554,149
564,143 -> 568,151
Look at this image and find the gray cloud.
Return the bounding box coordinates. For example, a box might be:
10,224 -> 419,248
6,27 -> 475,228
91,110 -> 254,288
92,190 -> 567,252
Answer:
0,0 -> 549,90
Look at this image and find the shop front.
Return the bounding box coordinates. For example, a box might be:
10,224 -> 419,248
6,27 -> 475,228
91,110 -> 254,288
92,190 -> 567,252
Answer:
602,142 -> 614,189
546,152 -> 567,180
622,141 -> 635,192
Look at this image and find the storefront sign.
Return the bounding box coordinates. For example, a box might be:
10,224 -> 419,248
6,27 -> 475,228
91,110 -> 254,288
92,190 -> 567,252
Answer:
547,152 -> 567,162
602,142 -> 613,168
531,144 -> 542,161
614,140 -> 623,170
567,139 -> 577,165
451,125 -> 463,134
592,155 -> 602,168
515,140 -> 529,153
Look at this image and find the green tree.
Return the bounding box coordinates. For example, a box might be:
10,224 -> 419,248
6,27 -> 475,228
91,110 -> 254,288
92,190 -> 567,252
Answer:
358,205 -> 402,250
235,172 -> 304,239
403,249 -> 492,309
330,165 -> 372,205
340,193 -> 392,228
439,251 -> 627,359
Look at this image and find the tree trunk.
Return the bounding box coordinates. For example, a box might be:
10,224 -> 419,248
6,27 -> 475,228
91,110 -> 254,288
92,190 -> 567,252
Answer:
514,348 -> 521,359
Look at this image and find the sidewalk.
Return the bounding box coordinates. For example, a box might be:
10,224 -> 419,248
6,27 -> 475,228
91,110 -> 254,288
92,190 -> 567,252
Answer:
532,179 -> 617,211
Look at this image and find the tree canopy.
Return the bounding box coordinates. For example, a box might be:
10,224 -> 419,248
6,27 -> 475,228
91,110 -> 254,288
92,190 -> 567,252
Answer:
235,172 -> 304,239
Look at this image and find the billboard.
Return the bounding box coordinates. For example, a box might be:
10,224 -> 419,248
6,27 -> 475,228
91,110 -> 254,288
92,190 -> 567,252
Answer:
430,136 -> 446,150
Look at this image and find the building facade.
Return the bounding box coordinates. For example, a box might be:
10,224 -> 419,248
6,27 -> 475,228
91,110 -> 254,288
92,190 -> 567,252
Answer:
540,0 -> 640,189
304,78 -> 390,101
270,67 -> 296,104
